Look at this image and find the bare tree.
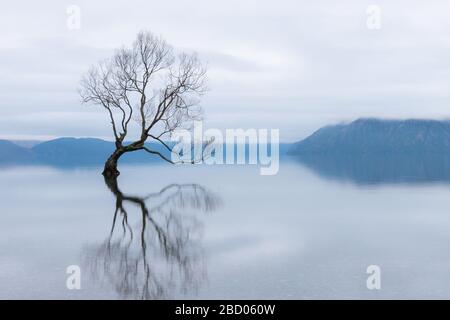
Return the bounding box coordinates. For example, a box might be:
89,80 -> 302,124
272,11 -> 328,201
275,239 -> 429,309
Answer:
79,31 -> 207,177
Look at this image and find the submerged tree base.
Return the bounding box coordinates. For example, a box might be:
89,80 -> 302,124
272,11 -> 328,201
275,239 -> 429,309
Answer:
102,168 -> 120,178
102,159 -> 121,177
102,149 -> 124,177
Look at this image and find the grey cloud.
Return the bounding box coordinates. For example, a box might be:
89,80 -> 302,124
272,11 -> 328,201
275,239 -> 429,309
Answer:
1,0 -> 450,141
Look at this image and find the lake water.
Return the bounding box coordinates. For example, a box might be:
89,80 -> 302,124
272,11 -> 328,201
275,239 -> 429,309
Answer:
2,157 -> 450,299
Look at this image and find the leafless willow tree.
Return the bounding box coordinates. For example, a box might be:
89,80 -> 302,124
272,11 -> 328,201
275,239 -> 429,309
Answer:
79,31 -> 207,177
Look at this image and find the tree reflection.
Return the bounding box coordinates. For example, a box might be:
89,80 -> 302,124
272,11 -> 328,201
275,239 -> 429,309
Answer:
82,176 -> 221,299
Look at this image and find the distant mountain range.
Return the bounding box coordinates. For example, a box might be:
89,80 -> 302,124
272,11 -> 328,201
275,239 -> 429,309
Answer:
0,140 -> 34,163
0,138 -> 170,166
289,118 -> 450,155
2,119 -> 450,167
0,137 -> 292,167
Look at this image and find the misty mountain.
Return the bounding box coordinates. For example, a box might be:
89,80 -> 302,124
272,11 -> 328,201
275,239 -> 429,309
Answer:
289,118 -> 450,155
0,138 -> 171,166
32,138 -> 115,165
0,140 -> 34,163
0,137 -> 291,167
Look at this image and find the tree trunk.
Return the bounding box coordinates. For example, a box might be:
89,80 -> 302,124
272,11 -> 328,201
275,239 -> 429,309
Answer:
102,149 -> 124,177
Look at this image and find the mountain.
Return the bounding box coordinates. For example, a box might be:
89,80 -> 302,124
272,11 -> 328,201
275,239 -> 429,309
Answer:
10,140 -> 42,148
0,138 -> 172,166
32,138 -> 115,165
0,137 -> 291,166
32,138 -> 174,166
289,118 -> 450,155
0,140 -> 33,163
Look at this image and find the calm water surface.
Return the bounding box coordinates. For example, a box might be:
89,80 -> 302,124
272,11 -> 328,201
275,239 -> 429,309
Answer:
1,158 -> 450,299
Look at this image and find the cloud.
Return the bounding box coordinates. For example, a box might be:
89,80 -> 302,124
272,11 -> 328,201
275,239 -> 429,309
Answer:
1,0 -> 450,141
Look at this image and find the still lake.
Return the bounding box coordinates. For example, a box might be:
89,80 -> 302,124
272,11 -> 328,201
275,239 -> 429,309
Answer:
1,156 -> 450,299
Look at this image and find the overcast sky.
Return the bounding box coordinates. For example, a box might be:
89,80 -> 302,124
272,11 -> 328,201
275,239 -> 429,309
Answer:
1,0 -> 450,141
